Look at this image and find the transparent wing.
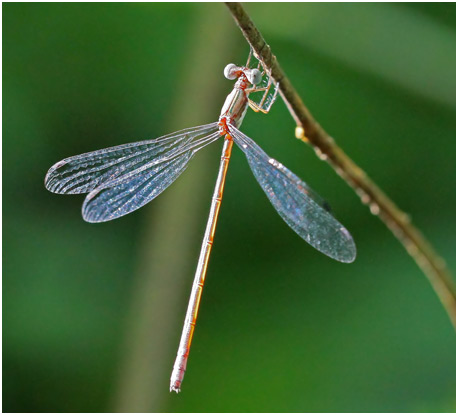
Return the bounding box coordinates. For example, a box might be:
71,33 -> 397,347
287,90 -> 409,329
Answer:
82,148 -> 195,223
45,122 -> 219,194
45,122 -> 221,223
229,124 -> 356,263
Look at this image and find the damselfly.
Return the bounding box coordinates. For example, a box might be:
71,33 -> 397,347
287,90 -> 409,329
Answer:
45,50 -> 356,393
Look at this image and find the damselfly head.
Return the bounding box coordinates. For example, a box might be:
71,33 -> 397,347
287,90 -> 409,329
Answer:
224,64 -> 262,87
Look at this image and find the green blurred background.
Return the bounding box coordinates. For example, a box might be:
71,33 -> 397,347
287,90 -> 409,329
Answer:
3,3 -> 455,412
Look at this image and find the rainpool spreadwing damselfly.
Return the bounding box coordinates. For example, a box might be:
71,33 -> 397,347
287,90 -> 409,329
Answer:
45,50 -> 356,393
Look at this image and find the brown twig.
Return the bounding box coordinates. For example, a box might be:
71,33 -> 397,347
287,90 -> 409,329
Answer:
225,2 -> 455,327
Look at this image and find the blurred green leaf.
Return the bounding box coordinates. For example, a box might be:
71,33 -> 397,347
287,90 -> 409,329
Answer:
3,3 -> 455,412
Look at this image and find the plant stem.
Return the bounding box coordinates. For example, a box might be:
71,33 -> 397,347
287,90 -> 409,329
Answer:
225,2 -> 455,327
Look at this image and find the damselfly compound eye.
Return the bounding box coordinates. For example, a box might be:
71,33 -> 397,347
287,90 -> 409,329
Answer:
247,68 -> 262,85
224,63 -> 239,80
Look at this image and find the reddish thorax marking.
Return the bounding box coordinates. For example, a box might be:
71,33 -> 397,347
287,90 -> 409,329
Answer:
218,118 -> 231,138
236,72 -> 250,90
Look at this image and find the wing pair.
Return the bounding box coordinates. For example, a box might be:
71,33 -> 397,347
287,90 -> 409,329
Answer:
45,122 -> 356,262
45,123 -> 221,223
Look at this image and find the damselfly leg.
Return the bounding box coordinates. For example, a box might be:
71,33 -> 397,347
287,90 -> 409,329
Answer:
244,49 -> 279,114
